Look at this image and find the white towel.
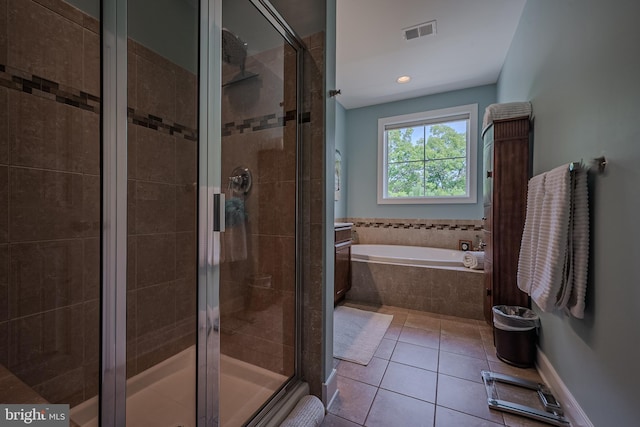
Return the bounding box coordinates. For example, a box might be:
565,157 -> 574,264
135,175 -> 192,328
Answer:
525,164 -> 571,312
566,169 -> 589,318
482,102 -> 532,130
517,173 -> 546,295
463,251 -> 485,270
517,163 -> 590,317
280,395 -> 325,427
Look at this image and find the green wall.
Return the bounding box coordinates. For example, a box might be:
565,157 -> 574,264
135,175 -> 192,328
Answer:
497,0 -> 640,424
344,85 -> 495,219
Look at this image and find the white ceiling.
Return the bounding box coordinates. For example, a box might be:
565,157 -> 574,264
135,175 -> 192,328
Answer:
336,0 -> 527,109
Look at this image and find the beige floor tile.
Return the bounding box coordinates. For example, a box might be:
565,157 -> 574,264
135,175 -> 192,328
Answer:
441,319 -> 482,340
435,406 -> 504,427
440,334 -> 486,360
484,342 -> 501,362
383,324 -> 402,340
479,324 -> 495,342
336,357 -> 389,387
373,338 -> 396,360
390,312 -> 408,325
321,413 -> 363,427
328,376 -> 377,425
438,314 -> 479,325
365,389 -> 435,427
398,326 -> 440,349
380,362 -> 437,403
436,374 -> 504,424
391,341 -> 439,372
438,350 -> 489,383
404,312 -> 441,331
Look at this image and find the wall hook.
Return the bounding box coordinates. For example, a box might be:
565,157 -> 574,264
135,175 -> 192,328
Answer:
592,156 -> 607,174
329,89 -> 341,97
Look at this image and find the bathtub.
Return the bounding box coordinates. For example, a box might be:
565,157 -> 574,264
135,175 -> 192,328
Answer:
348,244 -> 485,320
351,244 -> 465,267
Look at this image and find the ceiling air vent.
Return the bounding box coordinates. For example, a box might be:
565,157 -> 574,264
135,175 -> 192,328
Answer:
403,20 -> 437,41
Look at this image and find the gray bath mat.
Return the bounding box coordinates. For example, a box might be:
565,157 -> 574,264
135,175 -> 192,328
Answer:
333,306 -> 393,365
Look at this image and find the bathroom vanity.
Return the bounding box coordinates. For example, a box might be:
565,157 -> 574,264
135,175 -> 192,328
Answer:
334,223 -> 353,303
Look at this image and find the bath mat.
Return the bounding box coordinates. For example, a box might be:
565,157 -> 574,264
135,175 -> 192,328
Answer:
333,306 -> 393,365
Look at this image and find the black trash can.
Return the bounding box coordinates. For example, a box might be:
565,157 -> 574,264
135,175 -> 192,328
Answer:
492,305 -> 539,368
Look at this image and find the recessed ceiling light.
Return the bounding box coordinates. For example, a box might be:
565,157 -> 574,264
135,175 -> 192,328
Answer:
397,75 -> 411,84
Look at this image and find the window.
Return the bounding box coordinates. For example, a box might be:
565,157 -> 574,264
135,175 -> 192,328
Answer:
377,104 -> 478,204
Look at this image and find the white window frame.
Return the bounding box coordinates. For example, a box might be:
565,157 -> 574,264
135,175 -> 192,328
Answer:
377,103 -> 478,204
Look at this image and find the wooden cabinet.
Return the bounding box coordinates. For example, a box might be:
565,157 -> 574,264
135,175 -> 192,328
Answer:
483,116 -> 531,323
334,225 -> 352,304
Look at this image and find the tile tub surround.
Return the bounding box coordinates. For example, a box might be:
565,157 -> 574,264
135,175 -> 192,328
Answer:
348,260 -> 485,320
344,218 -> 484,250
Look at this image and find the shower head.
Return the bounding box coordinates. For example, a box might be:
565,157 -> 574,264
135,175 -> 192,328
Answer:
222,28 -> 248,68
221,28 -> 260,87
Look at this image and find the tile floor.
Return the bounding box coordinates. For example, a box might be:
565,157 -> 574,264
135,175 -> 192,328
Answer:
323,302 -> 554,427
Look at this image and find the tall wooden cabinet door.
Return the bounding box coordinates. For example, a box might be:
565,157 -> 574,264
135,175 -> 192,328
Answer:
492,117 -> 531,310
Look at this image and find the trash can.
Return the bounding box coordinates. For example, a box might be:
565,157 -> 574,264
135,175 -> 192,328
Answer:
492,305 -> 540,368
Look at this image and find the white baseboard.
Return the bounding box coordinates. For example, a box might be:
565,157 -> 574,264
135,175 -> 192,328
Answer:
322,368 -> 338,409
536,347 -> 594,427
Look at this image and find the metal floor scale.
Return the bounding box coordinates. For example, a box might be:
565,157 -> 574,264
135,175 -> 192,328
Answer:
481,371 -> 570,426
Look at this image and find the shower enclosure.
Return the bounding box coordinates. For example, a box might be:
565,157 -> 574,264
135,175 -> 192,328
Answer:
0,0 -> 304,425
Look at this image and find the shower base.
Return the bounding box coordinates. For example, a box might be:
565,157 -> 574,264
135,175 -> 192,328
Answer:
70,346 -> 287,427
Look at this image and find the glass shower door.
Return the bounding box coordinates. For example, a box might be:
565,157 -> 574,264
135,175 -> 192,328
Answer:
125,0 -> 199,426
218,1 -> 300,425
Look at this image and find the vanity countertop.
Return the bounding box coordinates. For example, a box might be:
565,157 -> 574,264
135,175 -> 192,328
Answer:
334,222 -> 353,229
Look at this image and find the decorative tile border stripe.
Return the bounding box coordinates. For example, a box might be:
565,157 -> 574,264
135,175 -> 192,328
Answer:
0,63 -> 101,113
2,62 -> 312,142
128,108 -> 198,141
222,110 -> 311,137
0,63 -> 200,141
349,219 -> 483,231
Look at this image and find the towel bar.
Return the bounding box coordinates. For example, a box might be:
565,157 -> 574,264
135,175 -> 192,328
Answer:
569,156 -> 607,174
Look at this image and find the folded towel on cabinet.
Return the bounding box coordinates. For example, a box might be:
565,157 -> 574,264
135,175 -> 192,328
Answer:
463,251 -> 485,270
482,102 -> 532,129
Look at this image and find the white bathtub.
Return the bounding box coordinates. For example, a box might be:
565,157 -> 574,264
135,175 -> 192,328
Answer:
351,244 -> 465,267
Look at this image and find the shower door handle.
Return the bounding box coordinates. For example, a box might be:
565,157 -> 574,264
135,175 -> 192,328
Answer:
213,193 -> 225,232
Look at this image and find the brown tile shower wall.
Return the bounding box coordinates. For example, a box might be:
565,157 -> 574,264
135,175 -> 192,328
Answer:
126,39 -> 198,377
219,42 -> 298,376
347,218 -> 484,250
0,0 -> 101,406
0,0 -> 198,405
